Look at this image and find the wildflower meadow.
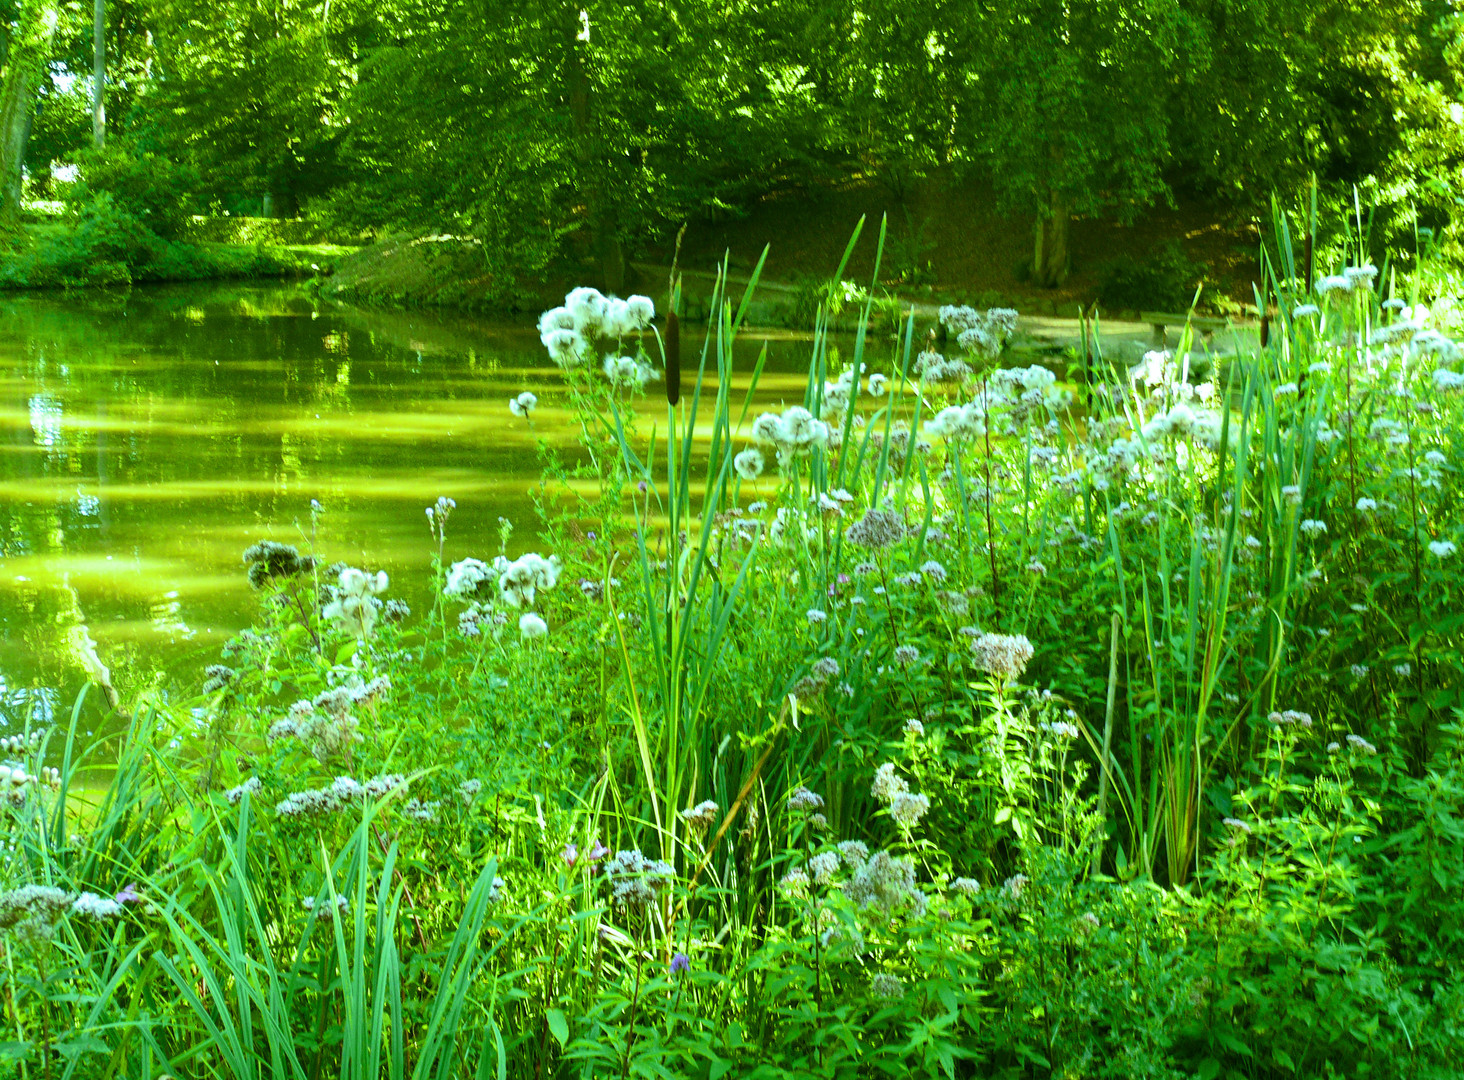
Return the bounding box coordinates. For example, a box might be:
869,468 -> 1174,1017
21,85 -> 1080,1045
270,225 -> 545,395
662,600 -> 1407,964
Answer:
3,213 -> 1464,1080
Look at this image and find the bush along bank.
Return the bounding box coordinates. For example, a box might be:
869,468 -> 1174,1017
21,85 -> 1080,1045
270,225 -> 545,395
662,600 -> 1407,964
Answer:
1,146 -> 347,289
2,221 -> 1464,1079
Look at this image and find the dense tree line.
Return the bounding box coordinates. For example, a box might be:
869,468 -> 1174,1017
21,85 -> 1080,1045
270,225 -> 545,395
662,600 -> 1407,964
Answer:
1,0 -> 1462,288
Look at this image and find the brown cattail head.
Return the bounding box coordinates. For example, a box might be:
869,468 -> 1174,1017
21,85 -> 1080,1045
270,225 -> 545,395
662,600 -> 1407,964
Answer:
1303,233 -> 1314,295
1260,312 -> 1271,349
665,310 -> 681,406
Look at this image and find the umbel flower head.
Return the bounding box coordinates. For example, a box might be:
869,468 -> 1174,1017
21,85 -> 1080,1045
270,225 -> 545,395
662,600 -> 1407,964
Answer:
970,633 -> 1035,680
843,850 -> 926,919
604,849 -> 675,911
509,391 -> 537,418
680,799 -> 719,836
845,508 -> 907,550
242,541 -> 318,589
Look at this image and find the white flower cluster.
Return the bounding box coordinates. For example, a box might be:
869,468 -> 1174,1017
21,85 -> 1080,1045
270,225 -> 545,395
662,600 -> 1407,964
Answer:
538,287 -> 656,374
275,773 -> 408,817
734,447 -> 766,481
1314,264 -> 1377,297
680,799 -> 719,835
401,798 -> 440,822
924,401 -> 986,441
0,761 -> 59,802
602,353 -> 658,390
0,730 -> 43,755
0,884 -> 128,941
914,349 -> 972,383
970,632 -> 1034,680
869,763 -> 930,829
509,391 -> 538,418
446,552 -> 561,609
749,405 -> 832,468
496,552 -> 561,607
1345,733 -> 1378,755
267,676 -> 389,764
843,850 -> 926,919
323,567 -> 390,638
302,895 -> 350,921
225,776 -> 262,804
604,849 -> 675,911
939,304 -> 1018,359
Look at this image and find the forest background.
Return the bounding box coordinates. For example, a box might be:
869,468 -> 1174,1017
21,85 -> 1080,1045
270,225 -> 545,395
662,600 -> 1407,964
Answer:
1,0 -> 1463,309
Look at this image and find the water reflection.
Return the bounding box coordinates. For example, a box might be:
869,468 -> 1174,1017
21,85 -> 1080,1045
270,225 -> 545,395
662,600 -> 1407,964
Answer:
0,283 -> 846,714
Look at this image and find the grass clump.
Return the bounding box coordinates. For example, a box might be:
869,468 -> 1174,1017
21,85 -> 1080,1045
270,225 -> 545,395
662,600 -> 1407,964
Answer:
2,215 -> 1464,1079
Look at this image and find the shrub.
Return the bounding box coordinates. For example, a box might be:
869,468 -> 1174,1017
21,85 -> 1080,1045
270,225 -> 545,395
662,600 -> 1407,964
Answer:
1098,238 -> 1209,312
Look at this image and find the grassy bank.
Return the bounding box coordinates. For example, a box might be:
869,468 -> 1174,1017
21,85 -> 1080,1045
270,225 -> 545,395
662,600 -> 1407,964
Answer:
0,210 -> 356,290
1,215 -> 1463,1078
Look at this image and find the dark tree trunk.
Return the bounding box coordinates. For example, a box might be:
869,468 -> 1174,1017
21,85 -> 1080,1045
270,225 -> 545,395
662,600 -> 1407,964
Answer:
1031,191 -> 1070,288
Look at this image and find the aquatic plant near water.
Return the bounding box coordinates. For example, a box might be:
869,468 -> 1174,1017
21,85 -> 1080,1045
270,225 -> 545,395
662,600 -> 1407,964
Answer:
509,391 -> 538,418
496,552 -> 561,608
445,558 -> 494,600
323,567 -> 389,638
242,540 -> 317,589
734,447 -> 765,480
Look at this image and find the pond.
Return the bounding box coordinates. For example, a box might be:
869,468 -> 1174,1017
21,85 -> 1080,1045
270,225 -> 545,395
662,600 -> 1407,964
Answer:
0,283 -> 845,724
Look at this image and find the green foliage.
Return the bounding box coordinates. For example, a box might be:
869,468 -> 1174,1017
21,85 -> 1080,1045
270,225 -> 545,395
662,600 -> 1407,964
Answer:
67,142 -> 199,240
4,221 -> 1464,1079
1097,240 -> 1210,313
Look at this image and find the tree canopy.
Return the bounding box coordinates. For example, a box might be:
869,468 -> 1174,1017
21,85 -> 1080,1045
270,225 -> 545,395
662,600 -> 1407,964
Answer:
2,0 -> 1461,288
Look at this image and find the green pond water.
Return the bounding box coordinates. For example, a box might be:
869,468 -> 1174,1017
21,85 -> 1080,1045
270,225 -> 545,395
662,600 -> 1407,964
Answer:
0,283 -> 835,723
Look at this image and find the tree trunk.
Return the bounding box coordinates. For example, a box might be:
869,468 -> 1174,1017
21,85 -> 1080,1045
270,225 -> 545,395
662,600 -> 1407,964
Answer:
1031,191 -> 1070,288
0,0 -> 60,217
92,0 -> 105,149
564,6 -> 624,293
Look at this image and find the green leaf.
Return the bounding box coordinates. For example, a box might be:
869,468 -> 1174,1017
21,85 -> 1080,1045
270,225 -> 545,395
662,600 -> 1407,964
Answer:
545,1009 -> 569,1048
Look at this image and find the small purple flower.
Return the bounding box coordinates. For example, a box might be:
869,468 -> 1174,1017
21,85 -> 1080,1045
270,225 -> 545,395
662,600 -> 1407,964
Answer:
115,883 -> 143,905
837,574 -> 849,585
669,952 -> 690,975
562,843 -> 579,868
587,531 -> 597,541
588,840 -> 609,862
638,481 -> 648,492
